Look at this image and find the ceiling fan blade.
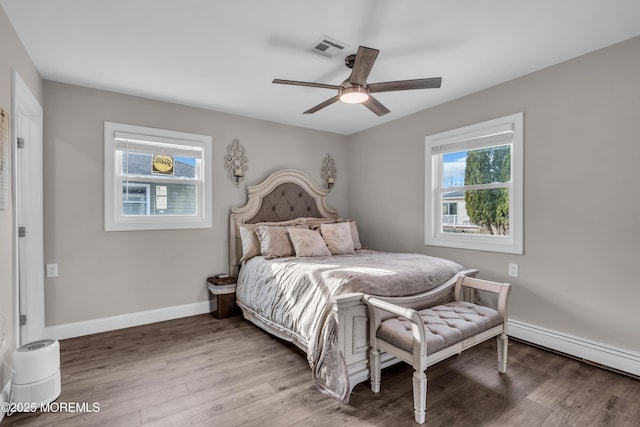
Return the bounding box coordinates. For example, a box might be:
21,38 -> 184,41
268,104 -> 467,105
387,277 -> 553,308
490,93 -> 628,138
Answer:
303,95 -> 340,114
368,77 -> 442,93
273,79 -> 341,90
349,46 -> 379,86
362,95 -> 390,116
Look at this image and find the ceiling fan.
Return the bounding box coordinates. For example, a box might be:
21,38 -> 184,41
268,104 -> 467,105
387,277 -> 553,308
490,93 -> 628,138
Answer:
273,46 -> 442,116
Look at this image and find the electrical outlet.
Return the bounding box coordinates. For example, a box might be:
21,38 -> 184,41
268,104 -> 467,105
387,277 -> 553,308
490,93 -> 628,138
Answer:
46,263 -> 59,278
508,263 -> 519,278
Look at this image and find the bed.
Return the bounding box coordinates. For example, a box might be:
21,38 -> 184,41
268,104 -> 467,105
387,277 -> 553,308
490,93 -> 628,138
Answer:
229,169 -> 477,402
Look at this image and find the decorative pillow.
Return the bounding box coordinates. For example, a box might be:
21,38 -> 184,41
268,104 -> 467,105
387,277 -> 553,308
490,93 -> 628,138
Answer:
287,227 -> 331,257
238,219 -> 307,261
347,220 -> 362,250
320,222 -> 355,255
257,224 -> 308,259
239,225 -> 261,261
305,217 -> 341,230
301,217 -> 362,249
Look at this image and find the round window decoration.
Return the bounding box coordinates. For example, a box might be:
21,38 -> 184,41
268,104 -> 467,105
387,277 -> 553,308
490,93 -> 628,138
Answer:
152,154 -> 174,175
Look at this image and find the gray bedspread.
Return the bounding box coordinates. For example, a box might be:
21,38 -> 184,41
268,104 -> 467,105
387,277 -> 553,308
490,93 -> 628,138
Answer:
236,249 -> 464,402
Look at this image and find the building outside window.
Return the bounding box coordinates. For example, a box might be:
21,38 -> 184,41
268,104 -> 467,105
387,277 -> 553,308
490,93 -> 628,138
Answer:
122,182 -> 150,216
441,194 -> 476,232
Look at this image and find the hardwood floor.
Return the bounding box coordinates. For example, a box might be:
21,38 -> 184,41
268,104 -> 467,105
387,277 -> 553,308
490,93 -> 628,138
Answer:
3,314 -> 639,426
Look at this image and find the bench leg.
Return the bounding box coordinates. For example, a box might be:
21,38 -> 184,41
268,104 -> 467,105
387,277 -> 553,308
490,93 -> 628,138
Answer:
412,371 -> 427,424
497,332 -> 508,373
370,348 -> 381,393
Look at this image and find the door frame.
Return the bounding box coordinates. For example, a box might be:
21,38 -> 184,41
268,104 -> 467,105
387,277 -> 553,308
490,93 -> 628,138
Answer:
12,71 -> 44,345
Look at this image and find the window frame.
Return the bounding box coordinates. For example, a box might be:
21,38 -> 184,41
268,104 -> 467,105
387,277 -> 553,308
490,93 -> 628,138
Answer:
425,112 -> 523,254
104,122 -> 212,231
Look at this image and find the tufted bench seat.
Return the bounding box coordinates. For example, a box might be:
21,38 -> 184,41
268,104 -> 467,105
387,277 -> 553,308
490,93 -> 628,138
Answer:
364,275 -> 511,424
376,301 -> 505,355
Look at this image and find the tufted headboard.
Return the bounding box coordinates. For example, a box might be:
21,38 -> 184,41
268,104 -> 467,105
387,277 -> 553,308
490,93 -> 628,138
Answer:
229,169 -> 338,276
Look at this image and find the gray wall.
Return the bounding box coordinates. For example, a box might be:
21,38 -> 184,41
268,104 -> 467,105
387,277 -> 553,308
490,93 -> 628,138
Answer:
0,6 -> 43,373
347,36 -> 640,353
43,81 -> 348,325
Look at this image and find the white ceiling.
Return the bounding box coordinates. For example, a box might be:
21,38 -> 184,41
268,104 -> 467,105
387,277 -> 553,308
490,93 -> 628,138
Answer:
3,1 -> 640,135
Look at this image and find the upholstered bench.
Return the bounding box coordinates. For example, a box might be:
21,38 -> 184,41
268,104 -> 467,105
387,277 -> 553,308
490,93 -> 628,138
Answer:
363,275 -> 511,424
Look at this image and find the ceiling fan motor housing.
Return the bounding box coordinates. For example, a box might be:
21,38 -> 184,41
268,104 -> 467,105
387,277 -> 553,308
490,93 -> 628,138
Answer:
344,54 -> 356,69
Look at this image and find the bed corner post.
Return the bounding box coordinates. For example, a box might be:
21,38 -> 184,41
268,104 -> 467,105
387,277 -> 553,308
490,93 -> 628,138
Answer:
333,293 -> 370,393
229,212 -> 240,277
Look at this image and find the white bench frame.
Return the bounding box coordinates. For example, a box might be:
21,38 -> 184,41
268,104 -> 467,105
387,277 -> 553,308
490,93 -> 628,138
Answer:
364,276 -> 511,424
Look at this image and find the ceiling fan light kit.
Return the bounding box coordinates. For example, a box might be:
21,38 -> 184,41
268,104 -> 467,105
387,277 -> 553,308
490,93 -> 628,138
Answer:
339,86 -> 369,104
273,46 -> 442,116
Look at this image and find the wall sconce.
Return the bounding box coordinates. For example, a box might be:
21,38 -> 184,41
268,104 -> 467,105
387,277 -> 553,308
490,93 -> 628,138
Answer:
233,167 -> 244,184
224,139 -> 248,186
321,153 -> 336,191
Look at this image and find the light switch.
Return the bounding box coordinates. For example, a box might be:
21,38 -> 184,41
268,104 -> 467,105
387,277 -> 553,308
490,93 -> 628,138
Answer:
508,263 -> 519,278
46,263 -> 58,278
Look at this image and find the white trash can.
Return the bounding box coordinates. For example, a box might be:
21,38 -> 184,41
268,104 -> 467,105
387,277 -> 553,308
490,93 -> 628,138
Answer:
11,339 -> 61,406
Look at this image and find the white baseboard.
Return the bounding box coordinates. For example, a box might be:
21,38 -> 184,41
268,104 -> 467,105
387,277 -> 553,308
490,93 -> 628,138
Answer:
508,319 -> 640,377
46,301 -> 211,341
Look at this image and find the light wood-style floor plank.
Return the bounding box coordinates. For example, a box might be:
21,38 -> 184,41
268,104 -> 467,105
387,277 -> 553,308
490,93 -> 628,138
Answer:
3,314 -> 639,426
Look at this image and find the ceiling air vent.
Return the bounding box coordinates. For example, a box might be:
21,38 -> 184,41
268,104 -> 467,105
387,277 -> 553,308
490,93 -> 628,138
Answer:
310,36 -> 349,58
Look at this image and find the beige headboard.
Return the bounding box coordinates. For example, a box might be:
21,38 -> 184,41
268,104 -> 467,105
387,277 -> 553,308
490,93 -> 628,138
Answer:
229,169 -> 338,276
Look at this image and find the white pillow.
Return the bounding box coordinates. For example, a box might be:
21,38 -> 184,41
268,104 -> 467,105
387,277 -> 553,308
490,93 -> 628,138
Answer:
256,226 -> 293,259
256,224 -> 308,259
320,222 -> 355,255
238,219 -> 307,261
287,228 -> 331,257
239,225 -> 261,261
347,220 -> 362,250
304,217 -> 341,230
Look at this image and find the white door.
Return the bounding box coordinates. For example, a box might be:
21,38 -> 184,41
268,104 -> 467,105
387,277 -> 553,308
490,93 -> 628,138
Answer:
13,72 -> 44,345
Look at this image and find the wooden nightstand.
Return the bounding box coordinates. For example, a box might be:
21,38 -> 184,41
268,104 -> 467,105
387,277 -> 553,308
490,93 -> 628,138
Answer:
207,275 -> 239,319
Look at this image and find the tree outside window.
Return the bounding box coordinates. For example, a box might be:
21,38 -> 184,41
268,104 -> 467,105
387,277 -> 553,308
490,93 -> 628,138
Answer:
464,145 -> 510,236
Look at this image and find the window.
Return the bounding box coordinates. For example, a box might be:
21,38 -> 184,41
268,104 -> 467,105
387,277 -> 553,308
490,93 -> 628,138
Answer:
104,122 -> 212,231
425,113 -> 523,253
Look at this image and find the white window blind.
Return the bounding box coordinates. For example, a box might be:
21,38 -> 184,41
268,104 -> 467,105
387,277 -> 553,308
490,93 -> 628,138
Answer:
114,132 -> 205,157
430,131 -> 514,156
